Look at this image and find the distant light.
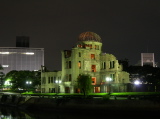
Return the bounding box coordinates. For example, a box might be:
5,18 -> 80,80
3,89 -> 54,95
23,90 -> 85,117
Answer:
26,81 -> 32,84
25,52 -> 34,55
0,52 -> 9,54
4,80 -> 11,85
2,65 -> 9,67
134,80 -> 140,85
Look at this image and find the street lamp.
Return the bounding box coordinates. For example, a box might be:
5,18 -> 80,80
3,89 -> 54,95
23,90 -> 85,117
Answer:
26,81 -> 32,92
55,80 -> 61,93
106,77 -> 112,94
134,80 -> 140,92
134,80 -> 140,85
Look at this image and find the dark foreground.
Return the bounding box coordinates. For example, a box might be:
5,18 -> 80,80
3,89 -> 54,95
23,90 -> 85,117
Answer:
1,94 -> 160,118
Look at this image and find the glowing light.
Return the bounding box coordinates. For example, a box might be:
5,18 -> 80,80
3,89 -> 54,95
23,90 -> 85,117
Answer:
56,80 -> 61,83
26,81 -> 32,84
4,80 -> 11,85
25,52 -> 34,55
106,77 -> 112,81
134,80 -> 140,85
2,65 -> 9,67
0,52 -> 9,54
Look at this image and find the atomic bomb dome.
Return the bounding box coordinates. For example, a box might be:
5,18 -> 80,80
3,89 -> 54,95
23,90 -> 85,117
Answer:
78,31 -> 102,42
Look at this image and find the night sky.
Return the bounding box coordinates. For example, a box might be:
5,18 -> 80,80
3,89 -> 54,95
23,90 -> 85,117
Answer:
0,0 -> 160,71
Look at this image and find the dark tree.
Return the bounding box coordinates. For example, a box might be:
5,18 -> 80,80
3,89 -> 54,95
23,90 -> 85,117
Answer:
4,70 -> 41,91
118,58 -> 129,71
127,65 -> 160,84
77,74 -> 92,97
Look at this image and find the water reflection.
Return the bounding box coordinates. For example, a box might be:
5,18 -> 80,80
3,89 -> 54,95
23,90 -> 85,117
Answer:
0,105 -> 129,119
0,106 -> 28,119
0,105 -> 113,119
0,105 -> 158,119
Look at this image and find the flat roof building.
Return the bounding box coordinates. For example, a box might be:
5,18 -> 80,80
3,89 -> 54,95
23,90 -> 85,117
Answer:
0,47 -> 44,74
141,53 -> 155,67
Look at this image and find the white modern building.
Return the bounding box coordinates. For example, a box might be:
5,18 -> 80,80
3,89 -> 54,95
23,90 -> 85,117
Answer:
0,47 -> 44,74
141,53 -> 155,67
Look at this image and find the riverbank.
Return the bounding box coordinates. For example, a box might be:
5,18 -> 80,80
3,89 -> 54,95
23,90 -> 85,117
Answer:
19,97 -> 160,118
1,94 -> 160,116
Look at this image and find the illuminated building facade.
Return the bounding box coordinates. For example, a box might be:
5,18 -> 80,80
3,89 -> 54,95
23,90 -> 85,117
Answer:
141,53 -> 155,67
0,47 -> 44,74
41,31 -> 130,93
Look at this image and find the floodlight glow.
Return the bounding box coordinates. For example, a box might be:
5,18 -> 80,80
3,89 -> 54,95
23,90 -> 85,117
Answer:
106,77 -> 112,81
26,81 -> 32,84
55,80 -> 61,83
4,80 -> 11,85
134,80 -> 140,85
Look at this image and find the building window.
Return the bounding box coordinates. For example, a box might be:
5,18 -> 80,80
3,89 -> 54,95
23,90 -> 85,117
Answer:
89,44 -> 92,49
66,61 -> 71,69
52,88 -> 55,93
91,65 -> 96,72
42,77 -> 46,84
110,74 -> 115,81
95,45 -> 99,50
65,87 -> 70,93
78,61 -> 81,69
112,61 -> 115,68
102,62 -> 106,69
91,54 -> 95,59
94,45 -> 99,50
78,44 -> 83,48
41,88 -> 45,93
53,77 -> 56,83
110,61 -> 115,69
79,52 -> 81,57
94,87 -> 100,93
51,77 -> 53,83
48,77 -> 50,84
69,61 -> 71,68
64,50 -> 71,58
69,74 -> 72,81
92,77 -> 96,85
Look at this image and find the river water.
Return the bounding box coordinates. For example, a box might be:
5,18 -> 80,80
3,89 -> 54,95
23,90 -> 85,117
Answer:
0,105 -> 118,119
0,104 -> 160,119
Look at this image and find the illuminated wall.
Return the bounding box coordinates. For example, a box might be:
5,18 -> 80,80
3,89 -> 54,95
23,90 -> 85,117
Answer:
41,31 -> 130,93
60,32 -> 130,93
41,71 -> 62,93
141,53 -> 155,67
0,47 -> 44,74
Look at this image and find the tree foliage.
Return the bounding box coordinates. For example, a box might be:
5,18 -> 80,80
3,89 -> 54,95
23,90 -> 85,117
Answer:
4,70 -> 41,90
127,65 -> 160,84
0,64 -> 3,70
77,74 -> 92,96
